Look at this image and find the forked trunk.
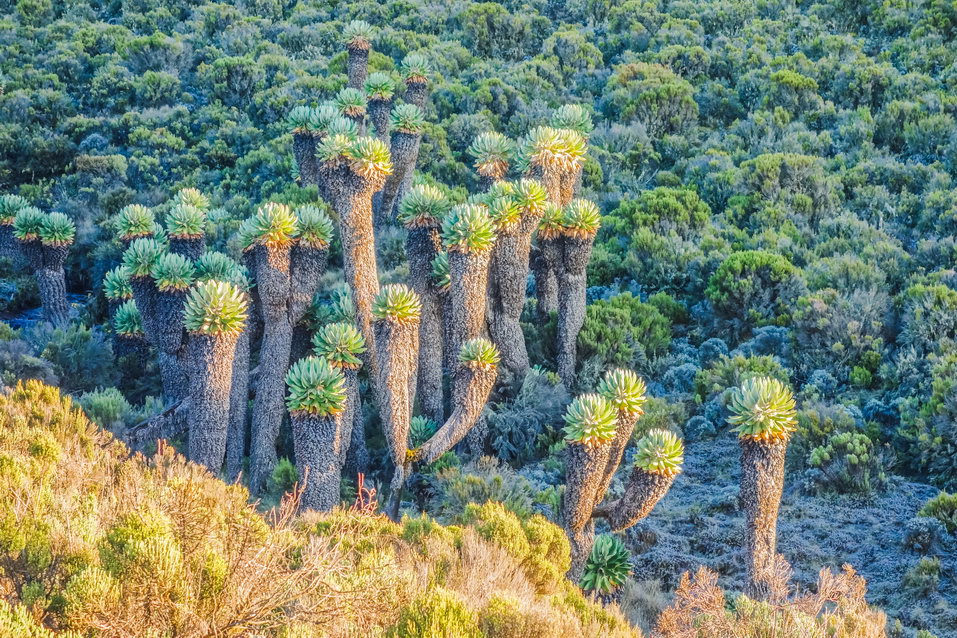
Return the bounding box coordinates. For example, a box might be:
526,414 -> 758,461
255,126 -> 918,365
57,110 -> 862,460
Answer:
487,230 -> 534,381
376,131 -> 421,226
594,410 -> 642,505
561,442 -> 611,533
593,467 -> 676,532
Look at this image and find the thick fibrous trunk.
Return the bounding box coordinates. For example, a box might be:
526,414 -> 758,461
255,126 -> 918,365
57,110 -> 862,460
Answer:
154,289 -> 188,354
347,46 -> 369,90
593,467 -> 676,532
157,350 -> 189,404
438,290 -> 455,376
249,243 -> 293,493
130,276 -> 159,346
448,249 -> 492,367
36,244 -> 70,327
115,334 -> 148,360
289,243 -> 328,324
374,318 -> 419,469
18,238 -> 42,271
407,227 -> 444,422
368,99 -> 392,147
561,442 -> 610,533
740,438 -> 788,600
291,411 -> 345,511
487,226 -> 535,381
413,363 -> 497,465
324,168 -> 383,378
567,521 -> 595,581
187,332 -> 239,473
339,368 -> 360,469
343,367 -> 369,481
594,411 -> 642,504
376,131 -> 421,225
404,80 -> 428,109
559,166 -> 582,207
169,236 -> 205,261
225,325 -> 250,482
0,225 -> 22,266
293,133 -> 319,187
531,241 -> 559,321
556,234 -> 595,386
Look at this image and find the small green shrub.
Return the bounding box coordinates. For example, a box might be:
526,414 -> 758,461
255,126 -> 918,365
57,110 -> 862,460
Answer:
919,492 -> 957,534
581,534 -> 631,594
388,587 -> 481,638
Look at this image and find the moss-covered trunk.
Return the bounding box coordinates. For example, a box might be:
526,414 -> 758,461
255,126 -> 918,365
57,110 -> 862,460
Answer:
556,234 -> 595,386
225,325 -> 250,483
249,243 -> 293,493
740,438 -> 787,600
187,332 -> 239,473
291,411 -> 345,511
407,227 -> 444,422
368,98 -> 392,147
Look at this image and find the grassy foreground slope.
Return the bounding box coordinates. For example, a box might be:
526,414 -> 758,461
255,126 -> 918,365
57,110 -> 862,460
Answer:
0,380 -> 889,637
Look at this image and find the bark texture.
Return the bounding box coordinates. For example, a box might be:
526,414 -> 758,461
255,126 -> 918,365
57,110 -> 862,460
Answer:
593,467 -> 676,532
376,131 -> 421,226
404,80 -> 428,109
368,99 -> 392,147
347,47 -> 369,90
374,318 -> 419,468
594,411 -> 642,505
447,249 -> 492,367
406,227 -> 444,422
154,288 -> 188,355
561,442 -> 611,533
289,243 -> 328,324
291,412 -> 345,511
740,438 -> 788,600
486,227 -> 535,381
35,266 -> 69,326
413,364 -> 497,465
225,325 -> 250,482
556,234 -> 596,386
567,520 -> 595,581
249,243 -> 294,493
169,236 -> 205,261
559,166 -> 583,207
293,133 -> 319,186
342,368 -> 370,481
0,225 -> 19,263
531,242 -> 558,321
187,333 -> 239,473
18,239 -> 42,271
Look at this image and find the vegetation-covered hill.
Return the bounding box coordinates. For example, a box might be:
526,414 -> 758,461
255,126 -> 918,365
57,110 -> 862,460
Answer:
2,0 -> 957,635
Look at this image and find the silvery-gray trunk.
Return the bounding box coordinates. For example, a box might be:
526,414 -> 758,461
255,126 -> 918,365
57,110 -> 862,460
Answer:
35,259 -> 70,327
291,411 -> 345,511
556,234 -> 595,387
561,442 -> 610,534
293,133 -> 319,187
404,80 -> 428,109
376,131 -> 421,226
368,98 -> 392,147
741,438 -> 788,600
406,227 -> 444,422
374,318 -> 419,469
225,325 -> 250,482
347,46 -> 369,90
486,231 -> 534,382
594,467 -> 676,533
187,332 -> 239,474
289,243 -> 328,324
343,367 -> 370,480
130,276 -> 159,347
594,411 -> 642,506
531,240 -> 559,322
448,249 -> 492,369
169,236 -> 205,261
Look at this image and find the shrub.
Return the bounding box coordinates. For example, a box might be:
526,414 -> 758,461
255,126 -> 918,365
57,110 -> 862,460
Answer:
577,293 -> 672,370
388,588 -> 481,638
918,492 -> 957,534
581,535 -> 631,595
487,367 -> 569,465
693,354 -> 789,406
902,557 -> 941,596
705,250 -> 807,337
77,387 -> 136,431
28,323 -> 115,393
429,457 -> 537,521
806,431 -> 888,495
602,62 -> 698,136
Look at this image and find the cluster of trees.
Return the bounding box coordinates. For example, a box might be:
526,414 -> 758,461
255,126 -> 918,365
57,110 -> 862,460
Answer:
2,0 -> 957,634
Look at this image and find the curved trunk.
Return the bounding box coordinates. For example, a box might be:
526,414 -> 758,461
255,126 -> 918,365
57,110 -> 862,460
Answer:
225,325 -> 251,482
594,410 -> 642,505
561,441 -> 611,533
187,332 -> 239,474
169,236 -> 205,262
593,467 -> 676,532
249,243 -> 293,493
374,318 -> 419,469
289,243 -> 328,324
339,368 -> 360,469
368,98 -> 392,147
447,249 -> 492,367
412,363 -> 497,466
740,438 -> 788,600
487,229 -> 534,381
556,234 -> 595,386
567,520 -> 595,581
439,289 -> 455,377
291,411 -> 345,511
293,132 -> 319,187
376,131 -> 421,226
347,46 -> 369,90
531,241 -> 559,322
406,227 -> 444,422
404,80 -> 429,109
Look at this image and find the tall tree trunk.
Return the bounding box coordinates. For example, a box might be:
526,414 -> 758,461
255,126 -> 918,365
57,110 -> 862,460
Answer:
740,438 -> 787,600
594,410 -> 642,504
376,131 -> 421,226
447,250 -> 492,366
593,468 -> 676,532
531,241 -> 559,322
187,332 -> 239,473
169,236 -> 204,261
556,234 -> 595,387
404,80 -> 428,109
293,132 -> 319,186
342,367 -> 369,481
368,98 -> 392,147
347,46 -> 369,90
225,325 -> 250,482
291,411 -> 345,511
407,227 -> 444,422
249,243 -> 293,493
486,228 -> 535,381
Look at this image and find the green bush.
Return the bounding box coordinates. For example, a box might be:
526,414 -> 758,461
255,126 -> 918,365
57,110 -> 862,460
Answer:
388,587 -> 482,638
806,432 -> 888,495
918,492 -> 957,534
577,293 -> 672,370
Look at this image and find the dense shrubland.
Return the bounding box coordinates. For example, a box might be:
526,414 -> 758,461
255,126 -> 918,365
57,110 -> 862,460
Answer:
1,0 -> 956,634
